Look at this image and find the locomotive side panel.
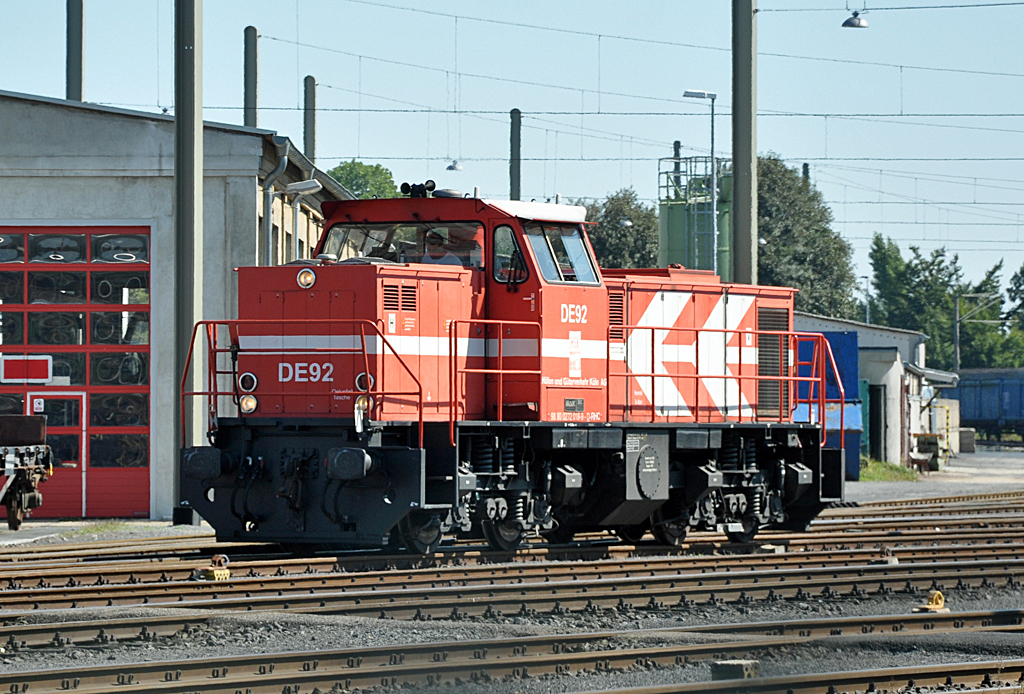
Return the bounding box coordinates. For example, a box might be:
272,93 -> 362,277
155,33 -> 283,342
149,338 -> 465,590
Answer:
615,277 -> 789,424
234,264 -> 484,422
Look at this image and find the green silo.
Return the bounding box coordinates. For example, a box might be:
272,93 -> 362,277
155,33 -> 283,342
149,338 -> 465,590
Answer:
658,156 -> 732,282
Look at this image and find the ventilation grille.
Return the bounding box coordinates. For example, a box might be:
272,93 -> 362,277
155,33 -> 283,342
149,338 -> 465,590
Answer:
757,307 -> 790,419
609,291 -> 625,339
401,285 -> 417,312
383,285 -> 400,311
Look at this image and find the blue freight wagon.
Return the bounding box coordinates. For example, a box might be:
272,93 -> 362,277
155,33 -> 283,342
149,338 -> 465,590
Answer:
950,368 -> 1024,439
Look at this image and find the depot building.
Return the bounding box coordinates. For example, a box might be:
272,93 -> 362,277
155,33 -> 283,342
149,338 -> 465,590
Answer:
0,89 -> 351,520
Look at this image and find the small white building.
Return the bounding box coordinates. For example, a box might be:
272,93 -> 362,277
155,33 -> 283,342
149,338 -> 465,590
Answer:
795,312 -> 958,466
0,89 -> 352,520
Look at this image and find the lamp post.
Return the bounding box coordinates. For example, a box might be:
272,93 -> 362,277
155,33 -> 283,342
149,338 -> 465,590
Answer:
860,275 -> 870,323
684,90 -> 717,274
273,179 -> 323,263
954,292 -> 1003,371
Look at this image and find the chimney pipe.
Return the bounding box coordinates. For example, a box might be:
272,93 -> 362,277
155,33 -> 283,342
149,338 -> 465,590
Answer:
510,108 -> 522,201
244,26 -> 258,127
304,75 -> 316,163
66,0 -> 84,101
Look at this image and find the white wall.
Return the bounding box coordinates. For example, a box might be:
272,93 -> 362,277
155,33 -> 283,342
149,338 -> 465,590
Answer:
860,348 -> 905,465
0,93 -> 262,520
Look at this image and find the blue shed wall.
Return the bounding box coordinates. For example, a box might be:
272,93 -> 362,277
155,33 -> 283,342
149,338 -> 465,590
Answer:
796,331 -> 863,480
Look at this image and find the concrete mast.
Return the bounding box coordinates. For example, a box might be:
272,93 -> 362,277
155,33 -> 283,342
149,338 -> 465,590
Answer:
304,75 -> 316,163
244,26 -> 257,128
66,0 -> 84,101
510,108 -> 521,201
732,0 -> 758,284
174,0 -> 203,475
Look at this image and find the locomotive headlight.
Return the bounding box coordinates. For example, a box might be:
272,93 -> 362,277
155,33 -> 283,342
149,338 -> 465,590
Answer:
237,372 -> 258,393
354,394 -> 374,413
239,394 -> 258,414
296,268 -> 316,289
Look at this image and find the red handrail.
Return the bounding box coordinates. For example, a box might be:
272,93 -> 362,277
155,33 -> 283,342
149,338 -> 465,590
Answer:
180,318 -> 425,448
605,326 -> 845,446
448,319 -> 543,446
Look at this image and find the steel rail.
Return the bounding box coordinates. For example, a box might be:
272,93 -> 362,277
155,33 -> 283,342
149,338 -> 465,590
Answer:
820,501 -> 1024,518
856,489 -> 1024,508
0,535 -> 224,563
4,540 -> 1024,602
4,557 -> 1001,619
170,559 -> 1024,619
3,544 -> 1024,613
581,660 -> 1024,694
3,612 -> 1024,693
4,606 -> 1022,654
5,525 -> 1024,596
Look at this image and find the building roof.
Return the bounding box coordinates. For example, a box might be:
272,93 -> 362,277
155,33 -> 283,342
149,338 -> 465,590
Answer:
957,367 -> 1024,380
0,88 -> 353,201
904,362 -> 959,387
794,311 -> 926,338
0,88 -> 273,137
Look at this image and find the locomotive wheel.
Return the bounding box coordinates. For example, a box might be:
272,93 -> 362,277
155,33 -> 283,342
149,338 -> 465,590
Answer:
651,507 -> 689,547
482,519 -> 524,552
615,522 -> 648,545
6,500 -> 24,531
398,512 -> 442,555
725,515 -> 759,544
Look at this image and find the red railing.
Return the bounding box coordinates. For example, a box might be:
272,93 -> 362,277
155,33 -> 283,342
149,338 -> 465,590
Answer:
447,319 -> 543,446
180,319 -> 424,447
605,326 -> 844,446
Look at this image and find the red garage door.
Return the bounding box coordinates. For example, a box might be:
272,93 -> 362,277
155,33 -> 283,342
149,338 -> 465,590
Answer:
0,225 -> 150,518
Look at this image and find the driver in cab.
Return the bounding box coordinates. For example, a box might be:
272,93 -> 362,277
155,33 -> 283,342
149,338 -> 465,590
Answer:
420,231 -> 463,266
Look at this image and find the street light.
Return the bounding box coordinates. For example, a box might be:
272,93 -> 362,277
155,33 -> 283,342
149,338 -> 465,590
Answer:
860,275 -> 871,323
954,292 -> 1003,371
275,179 -> 323,263
842,10 -> 868,28
683,90 -> 718,274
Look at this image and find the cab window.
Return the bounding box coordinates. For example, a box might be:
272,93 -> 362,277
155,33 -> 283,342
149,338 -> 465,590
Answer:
320,222 -> 483,268
523,223 -> 599,284
492,225 -> 527,283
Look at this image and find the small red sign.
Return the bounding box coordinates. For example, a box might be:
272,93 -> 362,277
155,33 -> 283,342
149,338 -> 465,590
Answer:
1,356 -> 53,383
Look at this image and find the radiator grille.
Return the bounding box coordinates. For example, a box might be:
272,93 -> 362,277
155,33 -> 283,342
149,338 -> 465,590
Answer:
401,285 -> 417,312
757,307 -> 790,419
608,291 -> 625,339
383,285 -> 400,311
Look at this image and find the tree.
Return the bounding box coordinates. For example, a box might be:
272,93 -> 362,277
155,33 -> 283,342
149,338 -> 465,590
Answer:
757,155 -> 858,319
326,160 -> 400,199
868,233 -> 1015,371
578,188 -> 658,269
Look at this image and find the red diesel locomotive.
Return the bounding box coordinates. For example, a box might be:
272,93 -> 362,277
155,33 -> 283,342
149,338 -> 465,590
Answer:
180,182 -> 844,553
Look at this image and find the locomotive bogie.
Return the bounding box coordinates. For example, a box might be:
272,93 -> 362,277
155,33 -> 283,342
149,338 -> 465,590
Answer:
180,418 -> 841,551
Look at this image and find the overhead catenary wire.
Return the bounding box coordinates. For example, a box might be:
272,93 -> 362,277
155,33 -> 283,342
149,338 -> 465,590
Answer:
759,1 -> 1024,10
335,0 -> 1024,80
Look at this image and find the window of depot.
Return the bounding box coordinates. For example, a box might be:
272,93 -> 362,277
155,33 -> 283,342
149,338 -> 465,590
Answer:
0,226 -> 151,517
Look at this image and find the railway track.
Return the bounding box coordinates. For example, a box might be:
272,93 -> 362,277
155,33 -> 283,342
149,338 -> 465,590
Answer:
586,661 -> 1024,694
2,609 -> 1022,693
3,533 -> 1023,591
1,550 -> 1021,617
1,491 -> 1022,693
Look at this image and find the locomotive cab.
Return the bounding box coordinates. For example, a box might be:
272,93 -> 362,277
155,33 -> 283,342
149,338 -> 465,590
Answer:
179,185 -> 845,554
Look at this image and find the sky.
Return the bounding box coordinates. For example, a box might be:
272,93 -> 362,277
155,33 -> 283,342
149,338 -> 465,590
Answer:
2,0 -> 1023,298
